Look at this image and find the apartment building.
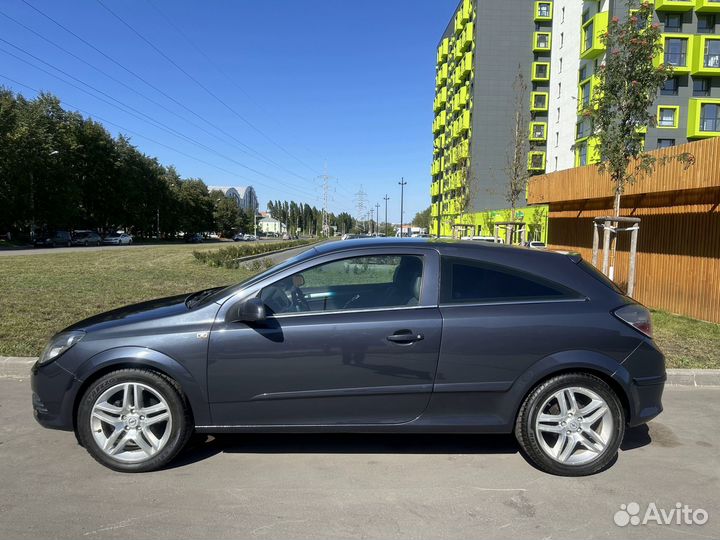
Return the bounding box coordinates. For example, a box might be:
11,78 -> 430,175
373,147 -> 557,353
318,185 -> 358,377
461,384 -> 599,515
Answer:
430,0 -> 547,239
430,0 -> 720,239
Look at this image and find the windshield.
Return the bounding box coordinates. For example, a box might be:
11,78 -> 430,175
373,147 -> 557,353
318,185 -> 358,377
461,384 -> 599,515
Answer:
192,246 -> 320,308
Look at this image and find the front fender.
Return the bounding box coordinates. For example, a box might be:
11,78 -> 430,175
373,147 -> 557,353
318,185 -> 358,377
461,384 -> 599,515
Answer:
71,346 -> 211,426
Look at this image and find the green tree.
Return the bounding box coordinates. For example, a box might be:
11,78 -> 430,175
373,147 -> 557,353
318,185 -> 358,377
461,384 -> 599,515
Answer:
211,190 -> 241,237
584,2 -> 694,218
411,207 -> 432,230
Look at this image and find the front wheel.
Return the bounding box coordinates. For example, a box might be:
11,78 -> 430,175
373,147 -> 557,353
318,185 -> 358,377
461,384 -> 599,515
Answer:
76,369 -> 192,472
515,373 -> 625,476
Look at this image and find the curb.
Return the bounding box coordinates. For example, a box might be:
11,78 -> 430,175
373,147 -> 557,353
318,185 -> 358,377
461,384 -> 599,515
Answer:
0,357 -> 36,379
0,357 -> 718,386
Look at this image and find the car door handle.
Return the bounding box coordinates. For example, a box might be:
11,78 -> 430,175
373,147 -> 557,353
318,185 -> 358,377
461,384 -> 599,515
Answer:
386,330 -> 424,344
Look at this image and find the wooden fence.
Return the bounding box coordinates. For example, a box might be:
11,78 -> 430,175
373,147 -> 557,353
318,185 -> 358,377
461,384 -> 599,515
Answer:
528,138 -> 720,323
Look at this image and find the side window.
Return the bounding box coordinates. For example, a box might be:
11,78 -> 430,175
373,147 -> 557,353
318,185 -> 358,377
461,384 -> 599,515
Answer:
259,255 -> 423,314
440,257 -> 577,304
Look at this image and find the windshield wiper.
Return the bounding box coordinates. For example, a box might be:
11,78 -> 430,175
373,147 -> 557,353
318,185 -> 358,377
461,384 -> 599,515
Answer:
185,288 -> 222,309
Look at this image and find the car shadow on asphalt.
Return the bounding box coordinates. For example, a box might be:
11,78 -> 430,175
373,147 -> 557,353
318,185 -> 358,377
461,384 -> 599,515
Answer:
167,425 -> 652,472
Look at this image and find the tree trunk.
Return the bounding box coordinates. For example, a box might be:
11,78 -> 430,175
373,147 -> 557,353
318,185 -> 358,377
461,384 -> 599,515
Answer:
607,187 -> 622,281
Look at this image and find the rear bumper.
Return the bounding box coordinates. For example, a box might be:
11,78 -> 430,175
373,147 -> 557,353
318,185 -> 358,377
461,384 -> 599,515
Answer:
621,341 -> 666,427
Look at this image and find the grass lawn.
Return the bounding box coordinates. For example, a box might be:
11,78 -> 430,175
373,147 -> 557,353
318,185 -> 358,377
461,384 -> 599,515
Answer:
0,245 -> 253,357
0,246 -> 718,369
651,310 -> 720,369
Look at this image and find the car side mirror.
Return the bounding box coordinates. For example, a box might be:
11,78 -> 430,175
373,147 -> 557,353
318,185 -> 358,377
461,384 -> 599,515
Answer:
237,297 -> 266,323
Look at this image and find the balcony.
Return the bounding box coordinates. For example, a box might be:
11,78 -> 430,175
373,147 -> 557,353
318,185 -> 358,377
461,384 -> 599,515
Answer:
454,0 -> 472,35
435,63 -> 448,87
533,32 -> 552,53
436,38 -> 450,64
574,137 -> 601,167
458,52 -> 473,81
434,87 -> 447,112
534,1 -> 553,22
580,11 -> 609,60
687,98 -> 720,138
431,181 -> 441,197
529,122 -> 547,142
691,36 -> 720,76
577,74 -> 600,112
696,0 -> 720,12
659,34 -> 693,74
528,151 -> 546,172
460,22 -> 474,52
431,204 -> 440,217
457,139 -> 470,160
655,0 -> 695,11
530,92 -> 549,112
532,62 -> 550,82
459,109 -> 471,134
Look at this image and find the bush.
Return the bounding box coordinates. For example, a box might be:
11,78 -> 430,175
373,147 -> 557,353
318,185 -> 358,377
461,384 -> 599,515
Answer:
193,239 -> 316,269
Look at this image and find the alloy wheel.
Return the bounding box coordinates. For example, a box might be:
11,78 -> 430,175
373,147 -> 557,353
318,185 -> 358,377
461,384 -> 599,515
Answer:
90,382 -> 173,463
534,386 -> 613,465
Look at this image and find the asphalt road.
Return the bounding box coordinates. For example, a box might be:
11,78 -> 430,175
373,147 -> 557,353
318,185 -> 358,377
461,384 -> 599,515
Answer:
0,379 -> 717,539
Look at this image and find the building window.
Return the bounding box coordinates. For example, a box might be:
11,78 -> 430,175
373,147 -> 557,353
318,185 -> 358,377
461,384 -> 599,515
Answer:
537,2 -> 552,18
700,103 -> 720,132
535,32 -> 551,50
583,21 -> 594,51
664,13 -> 682,32
658,106 -> 679,128
561,7 -> 566,23
556,107 -> 561,123
698,15 -> 716,34
579,65 -> 588,81
661,78 -> 679,96
555,132 -> 559,147
704,40 -> 720,68
559,58 -> 563,73
557,82 -> 562,97
576,120 -> 591,139
532,92 -> 548,111
665,38 -> 688,67
657,139 -> 676,149
693,77 -> 711,96
533,62 -> 550,80
560,32 -> 564,48
580,81 -> 591,108
578,142 -> 588,166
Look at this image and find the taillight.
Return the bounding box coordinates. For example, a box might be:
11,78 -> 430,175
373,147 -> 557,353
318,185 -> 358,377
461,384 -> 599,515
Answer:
613,304 -> 653,338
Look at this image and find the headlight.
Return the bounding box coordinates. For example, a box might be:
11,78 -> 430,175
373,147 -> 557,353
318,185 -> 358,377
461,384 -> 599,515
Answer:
38,331 -> 85,365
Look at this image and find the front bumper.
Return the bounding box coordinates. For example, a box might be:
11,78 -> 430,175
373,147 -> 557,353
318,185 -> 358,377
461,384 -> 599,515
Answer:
31,360 -> 81,431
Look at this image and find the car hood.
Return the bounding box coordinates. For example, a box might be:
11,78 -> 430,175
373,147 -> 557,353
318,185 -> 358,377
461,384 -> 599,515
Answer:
64,293 -> 192,334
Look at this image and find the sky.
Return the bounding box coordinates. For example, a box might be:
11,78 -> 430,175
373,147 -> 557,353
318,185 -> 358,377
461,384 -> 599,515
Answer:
0,0 -> 459,223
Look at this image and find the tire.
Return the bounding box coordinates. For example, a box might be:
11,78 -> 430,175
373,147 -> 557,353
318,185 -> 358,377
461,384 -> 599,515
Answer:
515,372 -> 625,476
76,368 -> 193,472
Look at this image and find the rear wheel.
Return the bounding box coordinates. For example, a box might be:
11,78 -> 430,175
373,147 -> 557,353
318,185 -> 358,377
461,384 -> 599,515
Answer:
515,373 -> 625,476
76,369 -> 192,472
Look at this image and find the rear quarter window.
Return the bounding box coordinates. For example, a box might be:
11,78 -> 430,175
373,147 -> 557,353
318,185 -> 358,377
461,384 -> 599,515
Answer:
440,256 -> 581,304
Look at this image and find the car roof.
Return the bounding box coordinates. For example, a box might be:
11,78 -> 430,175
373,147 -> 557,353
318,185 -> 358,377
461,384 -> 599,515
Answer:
313,237 -> 578,261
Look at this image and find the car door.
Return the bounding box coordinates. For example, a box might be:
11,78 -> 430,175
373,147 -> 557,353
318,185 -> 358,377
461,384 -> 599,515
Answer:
207,247 -> 442,426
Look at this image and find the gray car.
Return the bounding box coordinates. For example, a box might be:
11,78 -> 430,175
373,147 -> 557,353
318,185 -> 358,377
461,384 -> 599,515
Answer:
31,239 -> 664,475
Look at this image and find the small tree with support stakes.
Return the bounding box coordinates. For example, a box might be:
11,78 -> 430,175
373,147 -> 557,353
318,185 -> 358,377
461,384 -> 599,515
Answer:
581,0 -> 694,293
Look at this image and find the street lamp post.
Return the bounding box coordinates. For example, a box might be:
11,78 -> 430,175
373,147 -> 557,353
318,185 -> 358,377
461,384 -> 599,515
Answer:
375,203 -> 380,236
383,195 -> 390,237
398,178 -> 407,238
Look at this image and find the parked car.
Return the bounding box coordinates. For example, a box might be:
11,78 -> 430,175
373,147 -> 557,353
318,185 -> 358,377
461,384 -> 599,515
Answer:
525,241 -> 547,250
244,234 -> 257,241
33,230 -> 72,248
232,234 -> 246,242
31,238 -> 664,475
184,233 -> 203,244
71,231 -> 102,247
103,232 -> 133,245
